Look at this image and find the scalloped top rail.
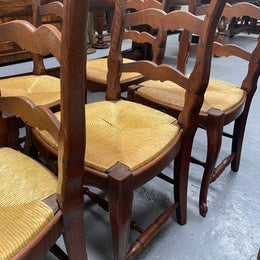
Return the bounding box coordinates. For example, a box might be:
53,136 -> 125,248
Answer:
222,2 -> 260,19
122,61 -> 188,89
213,42 -> 251,61
39,1 -> 64,18
125,0 -> 163,10
0,20 -> 61,63
123,31 -> 156,45
195,2 -> 260,19
0,96 -> 59,143
125,9 -> 203,36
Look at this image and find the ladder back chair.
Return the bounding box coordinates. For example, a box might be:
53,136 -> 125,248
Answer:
32,0 -> 95,58
31,0 -> 63,79
32,0 -> 226,258
179,1 -> 260,217
0,2 -> 63,153
32,0 -> 63,28
86,0 -> 166,94
0,0 -> 88,258
129,1 -> 260,217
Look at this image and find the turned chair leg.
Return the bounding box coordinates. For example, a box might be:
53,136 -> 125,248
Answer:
199,110 -> 224,217
107,163 -> 133,260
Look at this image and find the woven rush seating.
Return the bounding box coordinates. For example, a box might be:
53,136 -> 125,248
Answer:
86,58 -> 142,90
0,75 -> 60,106
137,78 -> 244,113
35,100 -> 179,172
0,147 -> 57,259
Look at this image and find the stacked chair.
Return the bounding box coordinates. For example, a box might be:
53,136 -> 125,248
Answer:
128,0 -> 260,217
0,0 -> 88,259
32,0 -> 226,259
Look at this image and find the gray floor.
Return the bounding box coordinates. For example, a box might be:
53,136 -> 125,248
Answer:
1,33 -> 259,260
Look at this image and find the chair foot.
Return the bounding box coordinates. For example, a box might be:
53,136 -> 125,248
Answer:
199,203 -> 208,217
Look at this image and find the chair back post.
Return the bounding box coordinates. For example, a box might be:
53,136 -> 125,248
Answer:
178,0 -> 226,135
32,0 -> 41,27
106,0 -> 126,101
31,0 -> 64,75
241,37 -> 260,101
188,0 -> 197,13
31,0 -> 46,75
57,0 -> 88,258
177,0 -> 201,74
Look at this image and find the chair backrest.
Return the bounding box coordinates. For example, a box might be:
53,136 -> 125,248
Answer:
124,0 -> 167,63
0,19 -> 61,76
0,0 -> 88,218
122,0 -> 167,63
107,0 -> 226,134
32,0 -> 64,28
178,2 -> 260,96
30,0 -> 63,75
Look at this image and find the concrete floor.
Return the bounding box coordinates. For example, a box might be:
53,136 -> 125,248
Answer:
1,33 -> 259,259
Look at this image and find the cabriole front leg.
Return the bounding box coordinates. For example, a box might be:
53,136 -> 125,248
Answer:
199,109 -> 224,217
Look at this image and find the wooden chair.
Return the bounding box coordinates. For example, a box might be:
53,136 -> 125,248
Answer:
0,2 -> 63,152
32,0 -> 63,28
0,0 -> 88,258
32,0 -> 96,57
31,0 -> 63,80
86,0 -> 166,94
32,0 -> 226,258
128,1 -> 260,217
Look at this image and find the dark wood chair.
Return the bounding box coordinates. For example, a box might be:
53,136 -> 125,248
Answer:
128,1 -> 260,217
86,0 -> 165,94
0,0 -> 88,259
32,0 -> 226,258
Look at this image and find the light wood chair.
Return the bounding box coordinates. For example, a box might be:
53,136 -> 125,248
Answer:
0,1 -> 63,152
32,0 -> 226,258
0,0 -> 88,258
32,0 -> 96,57
129,1 -> 260,217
